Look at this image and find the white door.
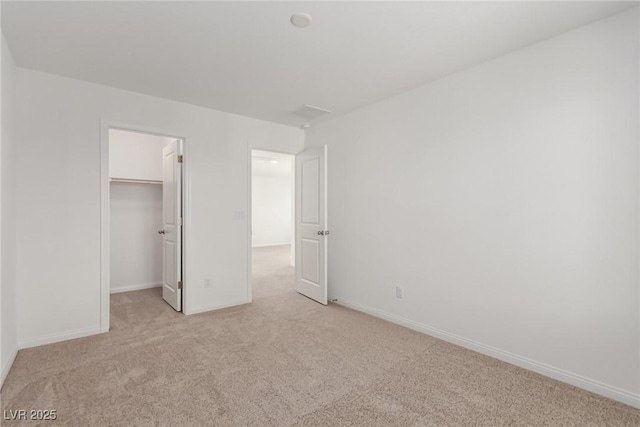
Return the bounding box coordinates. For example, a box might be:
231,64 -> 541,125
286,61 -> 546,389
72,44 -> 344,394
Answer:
161,140 -> 182,311
295,145 -> 328,305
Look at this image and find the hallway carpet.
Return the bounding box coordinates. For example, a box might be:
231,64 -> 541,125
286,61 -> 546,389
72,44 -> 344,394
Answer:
1,245 -> 638,425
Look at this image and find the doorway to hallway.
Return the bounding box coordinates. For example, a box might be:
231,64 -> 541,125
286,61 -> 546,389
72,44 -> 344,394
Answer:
250,150 -> 295,300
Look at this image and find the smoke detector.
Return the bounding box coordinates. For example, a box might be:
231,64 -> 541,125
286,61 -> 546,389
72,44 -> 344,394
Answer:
291,13 -> 312,28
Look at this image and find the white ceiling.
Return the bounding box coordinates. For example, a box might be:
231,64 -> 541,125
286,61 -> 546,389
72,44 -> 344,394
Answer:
2,1 -> 637,128
252,150 -> 293,178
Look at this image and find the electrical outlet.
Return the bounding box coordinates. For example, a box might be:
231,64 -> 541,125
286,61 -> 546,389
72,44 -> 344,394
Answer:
204,279 -> 211,288
395,286 -> 403,299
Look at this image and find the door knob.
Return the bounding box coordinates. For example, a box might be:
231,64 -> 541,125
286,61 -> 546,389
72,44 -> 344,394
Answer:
317,230 -> 330,236
158,229 -> 166,235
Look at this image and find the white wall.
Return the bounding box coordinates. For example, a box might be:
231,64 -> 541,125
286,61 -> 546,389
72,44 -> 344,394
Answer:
109,128 -> 174,181
306,8 -> 640,406
252,173 -> 293,247
1,33 -> 18,386
15,68 -> 304,347
110,183 -> 162,292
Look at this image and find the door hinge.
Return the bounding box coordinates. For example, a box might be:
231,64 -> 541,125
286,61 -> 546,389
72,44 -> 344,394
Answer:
178,217 -> 183,226
178,280 -> 183,290
178,155 -> 184,163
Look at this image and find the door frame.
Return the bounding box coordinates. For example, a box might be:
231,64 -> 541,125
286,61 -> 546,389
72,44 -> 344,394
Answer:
247,147 -> 297,302
100,120 -> 189,332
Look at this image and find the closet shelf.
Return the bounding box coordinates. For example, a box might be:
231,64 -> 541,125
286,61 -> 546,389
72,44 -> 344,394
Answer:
110,178 -> 162,185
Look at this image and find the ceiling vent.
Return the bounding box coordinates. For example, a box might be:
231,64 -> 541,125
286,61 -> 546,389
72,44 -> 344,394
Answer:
292,104 -> 332,121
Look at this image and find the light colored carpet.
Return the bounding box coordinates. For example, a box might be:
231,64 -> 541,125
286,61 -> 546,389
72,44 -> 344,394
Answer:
1,244 -> 639,426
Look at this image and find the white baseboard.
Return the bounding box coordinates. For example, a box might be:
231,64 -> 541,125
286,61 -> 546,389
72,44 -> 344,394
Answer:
330,295 -> 640,409
0,347 -> 18,389
110,281 -> 162,294
186,297 -> 251,315
252,243 -> 290,248
18,327 -> 102,350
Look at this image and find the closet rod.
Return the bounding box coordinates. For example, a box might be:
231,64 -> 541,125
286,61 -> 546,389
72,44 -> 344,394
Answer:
110,178 -> 162,185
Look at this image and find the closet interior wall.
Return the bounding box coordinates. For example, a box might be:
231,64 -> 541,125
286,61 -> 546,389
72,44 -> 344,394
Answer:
109,129 -> 174,293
